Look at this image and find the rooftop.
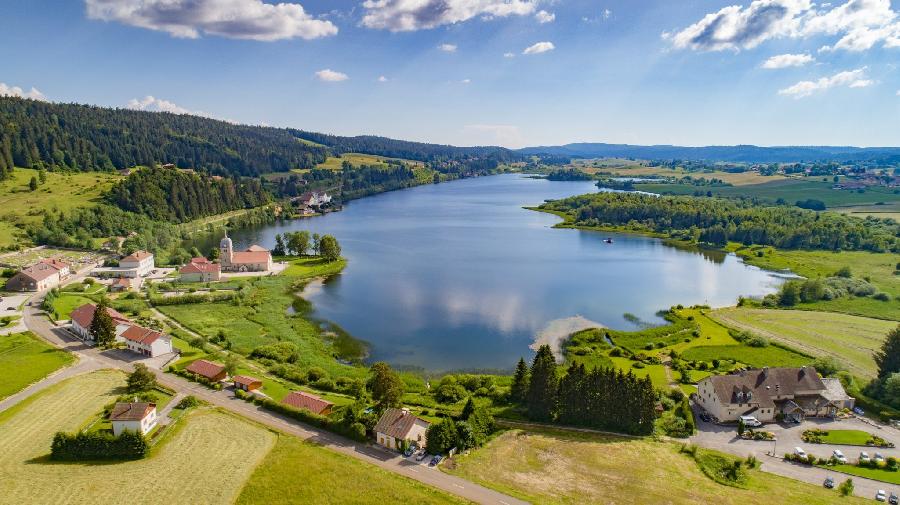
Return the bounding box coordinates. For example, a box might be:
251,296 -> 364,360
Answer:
109,402 -> 156,421
374,408 -> 430,440
282,391 -> 333,415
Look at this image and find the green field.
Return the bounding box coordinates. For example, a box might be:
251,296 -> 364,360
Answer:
314,152 -> 424,171
681,345 -> 811,368
814,429 -> 876,446
236,435 -> 469,505
711,308 -> 895,378
0,168 -> 122,249
825,464 -> 900,486
0,331 -> 73,400
834,203 -> 900,222
445,427 -> 865,504
49,293 -> 96,321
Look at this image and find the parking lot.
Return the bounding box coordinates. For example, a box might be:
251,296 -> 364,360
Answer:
0,293 -> 30,334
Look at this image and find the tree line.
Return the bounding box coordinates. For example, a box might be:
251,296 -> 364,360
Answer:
106,167 -> 269,222
510,345 -> 657,435
542,192 -> 899,253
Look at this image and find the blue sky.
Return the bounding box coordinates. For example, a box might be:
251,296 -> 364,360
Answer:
1,0 -> 898,147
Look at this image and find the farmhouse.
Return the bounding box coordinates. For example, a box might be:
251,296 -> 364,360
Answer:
120,325 -> 173,357
374,407 -> 430,450
185,359 -> 227,382
179,257 -> 221,282
696,367 -> 854,424
282,391 -> 333,415
5,259 -> 71,292
233,375 -> 262,392
119,250 -> 155,277
219,234 -> 272,273
109,277 -> 132,292
69,303 -> 131,341
110,402 -> 157,436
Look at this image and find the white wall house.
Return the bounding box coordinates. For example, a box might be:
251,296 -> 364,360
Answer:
374,408 -> 430,451
119,250 -> 155,277
110,402 -> 157,436
69,303 -> 131,341
120,325 -> 174,357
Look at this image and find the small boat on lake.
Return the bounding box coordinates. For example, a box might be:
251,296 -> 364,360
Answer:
604,238 -> 613,244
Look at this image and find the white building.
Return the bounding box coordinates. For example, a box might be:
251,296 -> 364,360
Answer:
219,234 -> 272,273
69,303 -> 132,341
4,259 -> 71,292
119,250 -> 155,277
110,402 -> 157,436
120,325 -> 174,357
374,407 -> 430,451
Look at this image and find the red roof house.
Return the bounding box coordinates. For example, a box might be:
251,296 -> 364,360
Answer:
185,359 -> 227,382
282,391 -> 334,415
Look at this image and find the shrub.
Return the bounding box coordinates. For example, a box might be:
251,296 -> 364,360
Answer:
235,393 -> 367,442
838,478 -> 854,496
609,347 -> 623,357
873,292 -> 892,301
51,430 -> 148,461
176,395 -> 200,409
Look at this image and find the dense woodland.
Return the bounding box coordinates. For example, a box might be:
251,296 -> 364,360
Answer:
106,167 -> 269,222
542,193 -> 900,253
0,97 -> 327,178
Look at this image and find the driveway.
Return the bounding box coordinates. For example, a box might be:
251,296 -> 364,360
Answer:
0,293 -> 29,334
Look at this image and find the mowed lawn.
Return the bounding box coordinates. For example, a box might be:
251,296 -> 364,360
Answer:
711,308 -> 895,378
0,370 -> 276,505
0,331 -> 73,400
236,435 -> 470,505
446,428 -> 866,505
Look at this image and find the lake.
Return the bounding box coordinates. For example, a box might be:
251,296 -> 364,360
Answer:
224,174 -> 785,372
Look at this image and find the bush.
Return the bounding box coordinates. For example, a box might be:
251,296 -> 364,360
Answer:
176,395 -> 200,409
838,478 -> 854,496
235,393 -> 367,442
873,292 -> 892,301
51,430 -> 148,461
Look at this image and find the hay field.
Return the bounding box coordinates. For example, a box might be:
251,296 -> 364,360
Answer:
0,370 -> 275,505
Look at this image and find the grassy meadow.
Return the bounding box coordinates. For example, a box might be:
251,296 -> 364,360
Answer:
445,427 -> 865,505
236,435 -> 470,505
313,152 -> 424,171
0,331 -> 73,400
710,308 -> 895,379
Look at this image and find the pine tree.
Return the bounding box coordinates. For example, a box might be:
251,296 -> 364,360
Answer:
510,357 -> 529,403
461,397 -> 476,420
875,325 -> 900,379
90,299 -> 117,347
526,345 -> 558,422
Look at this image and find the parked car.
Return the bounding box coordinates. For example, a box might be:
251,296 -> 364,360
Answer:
415,450 -> 428,462
853,407 -> 865,416
429,455 -> 443,467
794,447 -> 807,458
833,450 -> 847,463
888,492 -> 898,505
740,415 -> 762,427
860,451 -> 871,463
875,452 -> 886,463
699,412 -> 711,422
876,490 -> 886,502
823,476 -> 835,489
403,446 -> 415,457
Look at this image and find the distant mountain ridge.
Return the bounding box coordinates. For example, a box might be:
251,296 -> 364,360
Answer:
517,143 -> 900,163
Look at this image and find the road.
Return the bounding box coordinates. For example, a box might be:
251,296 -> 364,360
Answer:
17,291 -> 526,505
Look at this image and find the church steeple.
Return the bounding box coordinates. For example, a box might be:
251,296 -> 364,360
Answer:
220,231 -> 233,265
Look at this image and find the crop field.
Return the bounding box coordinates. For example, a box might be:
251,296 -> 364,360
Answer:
0,331 -> 73,400
236,435 -> 469,505
0,168 -> 121,249
581,162 -> 788,186
834,203 -> 900,222
0,370 -> 276,505
445,427 -> 864,504
710,308 -> 895,378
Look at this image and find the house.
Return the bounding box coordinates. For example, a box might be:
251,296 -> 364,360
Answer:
185,359 -> 227,382
110,402 -> 157,436
696,367 -> 854,424
110,277 -> 132,292
233,375 -> 263,392
120,325 -> 173,357
282,391 -> 333,416
119,250 -> 155,277
219,234 -> 272,273
295,191 -> 332,209
5,259 -> 70,292
69,303 -> 131,341
179,257 -> 221,282
374,407 -> 430,450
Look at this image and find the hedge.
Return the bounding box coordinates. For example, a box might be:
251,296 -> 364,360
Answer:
150,292 -> 235,306
51,430 -> 148,461
234,388 -> 366,442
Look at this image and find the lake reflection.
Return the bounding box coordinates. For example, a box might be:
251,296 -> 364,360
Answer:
224,174 -> 784,371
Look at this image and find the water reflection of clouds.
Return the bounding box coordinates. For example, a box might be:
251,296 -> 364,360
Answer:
440,287 -> 541,335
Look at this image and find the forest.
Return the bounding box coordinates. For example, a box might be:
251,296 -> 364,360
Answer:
0,96 -> 327,179
106,167 -> 270,222
541,192 -> 900,253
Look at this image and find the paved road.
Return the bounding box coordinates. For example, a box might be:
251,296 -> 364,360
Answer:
20,295 -> 526,505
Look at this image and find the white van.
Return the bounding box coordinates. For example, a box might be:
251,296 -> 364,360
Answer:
740,415 -> 762,427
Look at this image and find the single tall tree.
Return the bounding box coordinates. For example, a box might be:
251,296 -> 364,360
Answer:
127,363 -> 158,393
875,325 -> 900,379
90,299 -> 117,347
510,357 -> 530,403
526,345 -> 558,422
367,362 -> 404,411
319,235 -> 341,261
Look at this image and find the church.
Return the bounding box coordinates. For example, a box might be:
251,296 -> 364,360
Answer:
219,233 -> 273,273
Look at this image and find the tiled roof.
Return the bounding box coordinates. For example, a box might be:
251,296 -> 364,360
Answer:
109,402 -> 156,421
69,303 -> 130,328
233,375 -> 262,387
707,367 -> 826,408
39,258 -> 70,270
185,359 -> 226,380
374,408 -> 429,439
14,262 -> 62,282
190,257 -> 210,264
120,325 -> 167,345
230,251 -> 271,264
180,261 -> 221,274
114,277 -> 132,287
245,245 -> 268,252
121,250 -> 153,262
282,391 -> 333,415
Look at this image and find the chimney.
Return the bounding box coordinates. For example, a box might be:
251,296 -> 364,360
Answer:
401,407 -> 410,416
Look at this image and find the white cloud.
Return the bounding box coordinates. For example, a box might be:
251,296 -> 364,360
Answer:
761,53 -> 815,68
535,10 -> 555,23
778,67 -> 872,97
315,69 -> 349,82
0,82 -> 46,101
377,75 -> 388,82
522,41 -> 554,54
603,8 -> 612,19
361,0 -> 537,31
463,124 -> 523,147
896,89 -> 900,96
438,43 -> 458,53
503,52 -> 515,58
461,78 -> 472,84
667,0 -> 900,53
84,0 -> 337,41
126,95 -> 211,116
